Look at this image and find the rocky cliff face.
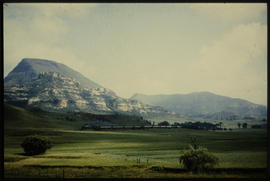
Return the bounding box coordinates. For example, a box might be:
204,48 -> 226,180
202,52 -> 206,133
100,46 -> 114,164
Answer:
4,71 -> 172,117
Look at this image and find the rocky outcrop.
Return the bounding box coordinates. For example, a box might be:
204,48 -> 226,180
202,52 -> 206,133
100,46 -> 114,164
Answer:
4,72 -> 172,117
4,58 -> 102,89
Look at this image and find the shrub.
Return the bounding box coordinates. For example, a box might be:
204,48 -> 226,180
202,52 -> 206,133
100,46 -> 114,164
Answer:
179,145 -> 218,172
21,135 -> 52,155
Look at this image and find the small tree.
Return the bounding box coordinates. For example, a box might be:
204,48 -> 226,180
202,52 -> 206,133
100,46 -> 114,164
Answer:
158,121 -> 170,126
179,145 -> 219,172
242,123 -> 248,129
218,122 -> 223,129
189,136 -> 199,150
237,122 -> 241,129
21,135 -> 52,156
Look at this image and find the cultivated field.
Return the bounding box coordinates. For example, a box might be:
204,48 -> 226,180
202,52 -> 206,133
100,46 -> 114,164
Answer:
4,104 -> 268,179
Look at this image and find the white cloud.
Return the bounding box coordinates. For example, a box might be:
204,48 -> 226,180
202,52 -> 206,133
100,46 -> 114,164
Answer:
185,23 -> 267,105
188,3 -> 266,22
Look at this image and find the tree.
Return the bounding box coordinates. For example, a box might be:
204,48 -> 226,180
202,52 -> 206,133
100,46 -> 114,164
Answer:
237,122 -> 241,129
172,122 -> 181,126
218,122 -> 223,129
251,125 -> 262,129
21,135 -> 52,156
242,123 -> 248,129
158,121 -> 170,126
179,145 -> 219,172
189,136 -> 199,150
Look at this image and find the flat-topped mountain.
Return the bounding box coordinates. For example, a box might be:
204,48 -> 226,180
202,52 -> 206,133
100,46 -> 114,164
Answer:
4,59 -> 172,117
4,58 -> 102,89
131,92 -> 267,119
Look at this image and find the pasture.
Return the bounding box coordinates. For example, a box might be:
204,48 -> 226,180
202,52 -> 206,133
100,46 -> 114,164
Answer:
4,104 -> 268,179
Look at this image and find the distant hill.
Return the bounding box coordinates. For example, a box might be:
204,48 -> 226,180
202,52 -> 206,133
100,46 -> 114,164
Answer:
4,58 -> 102,89
131,92 -> 267,119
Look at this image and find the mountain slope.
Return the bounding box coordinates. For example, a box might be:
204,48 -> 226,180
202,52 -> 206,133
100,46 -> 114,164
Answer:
131,92 -> 267,118
4,70 -> 172,117
4,58 -> 102,89
4,103 -> 151,135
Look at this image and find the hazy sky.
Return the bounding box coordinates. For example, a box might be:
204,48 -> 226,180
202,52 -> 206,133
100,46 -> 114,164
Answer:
4,3 -> 267,105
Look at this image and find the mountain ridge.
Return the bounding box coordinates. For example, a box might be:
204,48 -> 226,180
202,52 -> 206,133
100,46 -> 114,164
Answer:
4,60 -> 173,117
131,92 -> 267,118
4,58 -> 266,119
4,58 -> 102,89
131,91 -> 263,105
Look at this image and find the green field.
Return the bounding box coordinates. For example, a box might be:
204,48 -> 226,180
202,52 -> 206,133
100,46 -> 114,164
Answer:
4,104 -> 268,179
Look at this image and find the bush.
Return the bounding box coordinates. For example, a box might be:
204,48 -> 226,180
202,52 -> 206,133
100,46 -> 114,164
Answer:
21,135 -> 52,155
179,145 -> 218,172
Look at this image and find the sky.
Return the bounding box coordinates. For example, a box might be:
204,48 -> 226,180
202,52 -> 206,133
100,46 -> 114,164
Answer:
4,3 -> 267,105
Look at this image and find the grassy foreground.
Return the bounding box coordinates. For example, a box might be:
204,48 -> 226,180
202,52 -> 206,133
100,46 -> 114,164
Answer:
4,104 -> 268,179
